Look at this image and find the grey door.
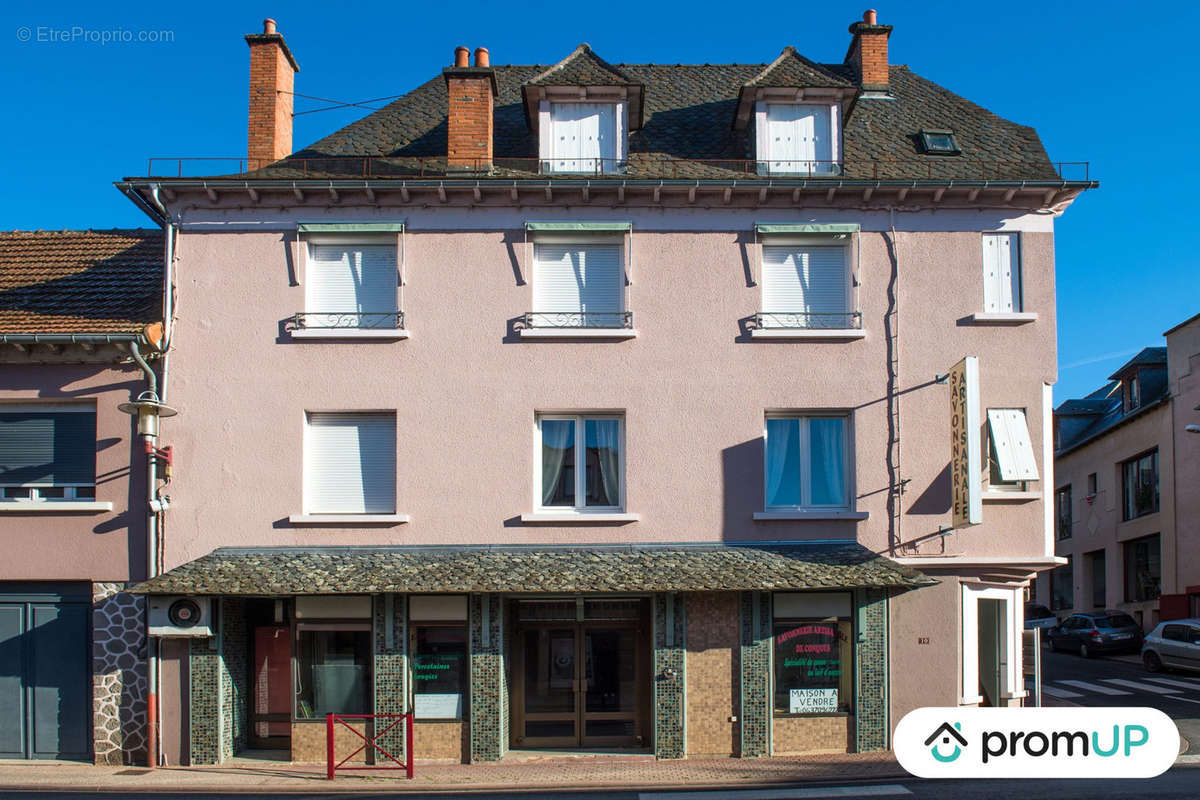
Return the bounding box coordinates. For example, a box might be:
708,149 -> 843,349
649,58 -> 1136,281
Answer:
0,585 -> 91,760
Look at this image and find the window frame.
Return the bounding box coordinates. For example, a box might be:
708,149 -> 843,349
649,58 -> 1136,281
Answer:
1055,485 -> 1072,540
530,234 -> 628,328
1123,533 -> 1162,603
293,621 -> 373,721
981,232 -> 1023,314
754,101 -> 842,176
1121,449 -> 1159,521
534,413 -> 626,513
757,235 -> 854,330
410,623 -> 469,721
300,234 -> 402,331
302,410 -> 398,516
542,100 -> 626,175
985,407 -> 1038,491
772,615 -> 854,716
763,413 -> 852,512
918,129 -> 961,155
0,404 -> 97,503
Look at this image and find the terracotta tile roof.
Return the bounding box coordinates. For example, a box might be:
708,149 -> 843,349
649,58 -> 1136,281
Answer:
0,229 -> 162,334
129,542 -> 933,595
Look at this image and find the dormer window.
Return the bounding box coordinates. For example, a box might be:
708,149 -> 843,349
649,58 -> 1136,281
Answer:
1124,373 -> 1141,412
755,102 -> 840,175
545,101 -> 624,174
918,129 -> 960,155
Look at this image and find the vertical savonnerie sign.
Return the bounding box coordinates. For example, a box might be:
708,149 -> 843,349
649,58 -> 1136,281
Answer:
950,356 -> 982,527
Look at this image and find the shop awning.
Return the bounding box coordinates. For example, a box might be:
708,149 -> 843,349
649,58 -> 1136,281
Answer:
754,223 -> 860,235
128,542 -> 932,596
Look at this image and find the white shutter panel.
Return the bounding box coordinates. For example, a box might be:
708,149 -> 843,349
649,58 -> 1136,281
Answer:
987,409 -> 1039,481
761,245 -> 847,326
767,105 -> 799,173
307,244 -> 397,326
533,243 -> 622,324
552,104 -> 581,171
982,234 -> 1019,313
806,106 -> 832,171
305,412 -> 396,513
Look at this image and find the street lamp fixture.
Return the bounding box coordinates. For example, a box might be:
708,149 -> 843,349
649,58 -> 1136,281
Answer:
117,391 -> 178,437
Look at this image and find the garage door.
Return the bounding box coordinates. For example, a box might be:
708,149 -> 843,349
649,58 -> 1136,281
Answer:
0,583 -> 91,760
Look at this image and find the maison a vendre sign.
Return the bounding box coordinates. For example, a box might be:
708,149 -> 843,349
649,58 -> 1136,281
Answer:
950,356 -> 982,528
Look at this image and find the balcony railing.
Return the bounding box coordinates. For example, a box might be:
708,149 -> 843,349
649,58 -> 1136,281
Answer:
753,311 -> 863,330
287,311 -> 405,330
521,311 -> 634,329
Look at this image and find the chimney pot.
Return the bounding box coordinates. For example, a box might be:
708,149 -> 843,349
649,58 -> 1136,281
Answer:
263,18 -> 277,34
863,9 -> 877,24
454,46 -> 470,67
474,47 -> 490,68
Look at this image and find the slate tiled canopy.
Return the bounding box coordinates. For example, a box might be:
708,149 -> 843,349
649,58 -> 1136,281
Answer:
129,542 -> 932,596
0,229 -> 163,334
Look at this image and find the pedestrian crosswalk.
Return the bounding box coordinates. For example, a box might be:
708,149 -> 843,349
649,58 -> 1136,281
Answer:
1041,673 -> 1200,700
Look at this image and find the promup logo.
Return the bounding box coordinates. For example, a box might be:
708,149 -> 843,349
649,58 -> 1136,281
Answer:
895,707 -> 1178,778
924,722 -> 967,763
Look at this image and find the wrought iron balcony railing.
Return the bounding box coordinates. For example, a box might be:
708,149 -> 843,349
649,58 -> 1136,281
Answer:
287,311 -> 405,330
521,311 -> 634,329
753,311 -> 863,330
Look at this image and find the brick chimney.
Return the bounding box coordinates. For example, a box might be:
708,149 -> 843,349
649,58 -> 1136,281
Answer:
245,18 -> 300,169
443,46 -> 498,171
845,9 -> 893,90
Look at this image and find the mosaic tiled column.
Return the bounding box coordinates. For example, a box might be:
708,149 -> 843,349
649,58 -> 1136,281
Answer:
854,588 -> 888,752
220,598 -> 248,760
738,590 -> 771,758
374,594 -> 407,762
653,592 -> 686,758
468,593 -> 505,762
92,582 -> 147,765
189,636 -> 222,764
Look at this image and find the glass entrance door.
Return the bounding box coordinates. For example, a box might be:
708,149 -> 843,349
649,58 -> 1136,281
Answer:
517,621 -> 641,748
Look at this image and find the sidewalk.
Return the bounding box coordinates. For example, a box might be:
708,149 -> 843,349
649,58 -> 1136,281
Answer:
0,752 -> 907,794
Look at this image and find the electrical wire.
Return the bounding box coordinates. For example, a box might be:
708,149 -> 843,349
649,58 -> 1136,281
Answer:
279,90 -> 405,117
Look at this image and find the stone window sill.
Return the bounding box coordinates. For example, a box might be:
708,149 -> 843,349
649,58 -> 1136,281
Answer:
967,312 -> 1038,325
288,513 -> 410,526
750,329 -> 866,340
0,500 -> 112,513
753,510 -> 869,520
518,329 -> 638,340
290,329 -> 409,340
520,512 -> 640,524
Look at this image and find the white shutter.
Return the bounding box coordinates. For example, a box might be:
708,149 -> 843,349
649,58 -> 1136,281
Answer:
987,409 -> 1039,481
306,244 -> 397,325
551,103 -> 615,172
533,243 -> 622,323
305,412 -> 396,514
767,105 -> 832,174
767,104 -> 800,172
982,233 -> 1020,313
761,245 -> 847,325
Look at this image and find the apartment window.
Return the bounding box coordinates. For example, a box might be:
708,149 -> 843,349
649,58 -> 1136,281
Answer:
0,407 -> 96,502
1050,559 -> 1073,611
1088,549 -> 1106,608
1055,485 -> 1072,540
294,625 -> 371,718
1124,534 -> 1161,603
765,415 -> 849,510
760,242 -> 853,329
758,103 -> 839,175
986,408 -> 1039,490
981,233 -> 1022,313
303,412 -> 396,514
1124,374 -> 1141,412
546,102 -> 622,174
1121,450 -> 1159,520
303,241 -> 399,329
412,626 -> 467,720
530,240 -> 626,328
773,593 -> 852,714
1087,472 -> 1098,496
537,415 -> 623,511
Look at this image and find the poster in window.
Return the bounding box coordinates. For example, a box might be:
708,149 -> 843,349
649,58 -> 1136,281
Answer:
412,627 -> 466,719
774,620 -> 850,713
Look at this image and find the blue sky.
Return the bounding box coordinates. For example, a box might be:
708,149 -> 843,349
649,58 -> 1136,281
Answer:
1,0 -> 1195,401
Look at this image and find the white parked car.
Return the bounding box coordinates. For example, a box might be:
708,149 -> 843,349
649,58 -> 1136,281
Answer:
1142,618 -> 1200,673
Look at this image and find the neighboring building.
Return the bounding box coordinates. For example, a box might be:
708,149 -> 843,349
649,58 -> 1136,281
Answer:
0,229 -> 164,763
1041,313 -> 1200,631
118,11 -> 1094,766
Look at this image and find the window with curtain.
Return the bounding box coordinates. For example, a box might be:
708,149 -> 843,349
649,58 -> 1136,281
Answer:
0,408 -> 96,501
981,233 -> 1022,313
303,412 -> 396,514
531,241 -> 624,328
1122,450 -> 1158,520
764,415 -> 849,509
305,242 -> 398,329
760,244 -> 849,329
547,102 -> 619,173
538,415 -> 622,510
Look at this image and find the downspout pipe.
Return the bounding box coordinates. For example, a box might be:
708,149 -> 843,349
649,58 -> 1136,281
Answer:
128,342 -> 161,768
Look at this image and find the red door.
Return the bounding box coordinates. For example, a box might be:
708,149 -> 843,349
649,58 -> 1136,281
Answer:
251,625 -> 291,748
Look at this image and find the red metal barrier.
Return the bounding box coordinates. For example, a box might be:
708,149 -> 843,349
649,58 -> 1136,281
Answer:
325,713 -> 414,780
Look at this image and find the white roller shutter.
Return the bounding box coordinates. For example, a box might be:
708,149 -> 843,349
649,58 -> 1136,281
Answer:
533,243 -> 622,322
306,244 -> 398,323
987,408 -> 1039,481
982,233 -> 1021,313
304,412 -> 396,514
761,245 -> 847,324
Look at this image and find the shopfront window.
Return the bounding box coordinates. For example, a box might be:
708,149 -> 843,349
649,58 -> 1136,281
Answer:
412,626 -> 468,719
772,618 -> 852,714
295,625 -> 371,718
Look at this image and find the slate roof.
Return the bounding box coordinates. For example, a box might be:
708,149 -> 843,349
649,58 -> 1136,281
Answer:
744,47 -> 853,89
1055,350 -> 1171,455
1107,347 -> 1167,380
0,230 -> 162,334
281,55 -> 1059,181
526,44 -> 639,87
129,543 -> 932,595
